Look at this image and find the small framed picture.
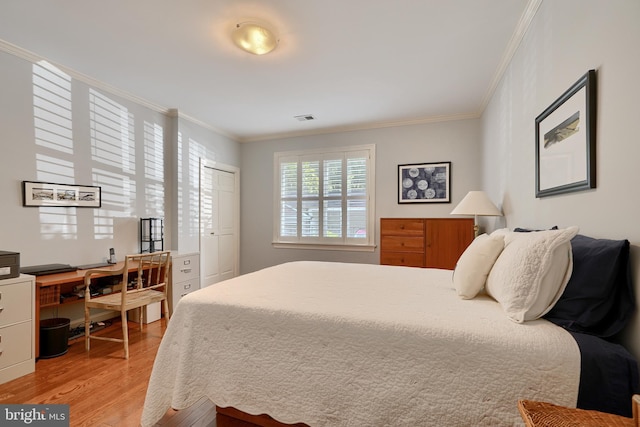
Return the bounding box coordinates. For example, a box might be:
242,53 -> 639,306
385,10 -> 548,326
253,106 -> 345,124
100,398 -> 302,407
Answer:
22,181 -> 102,208
398,162 -> 451,204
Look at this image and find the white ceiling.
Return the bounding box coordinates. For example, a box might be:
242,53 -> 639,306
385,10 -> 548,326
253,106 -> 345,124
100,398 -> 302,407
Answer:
0,0 -> 536,142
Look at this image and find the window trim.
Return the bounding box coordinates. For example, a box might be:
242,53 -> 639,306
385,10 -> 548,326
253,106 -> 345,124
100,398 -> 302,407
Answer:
272,144 -> 376,252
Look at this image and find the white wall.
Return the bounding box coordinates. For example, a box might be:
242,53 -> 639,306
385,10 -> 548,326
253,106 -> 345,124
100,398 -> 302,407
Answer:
0,49 -> 240,324
0,51 -> 240,266
481,0 -> 640,355
0,51 -> 164,265
172,116 -> 241,254
240,119 -> 481,274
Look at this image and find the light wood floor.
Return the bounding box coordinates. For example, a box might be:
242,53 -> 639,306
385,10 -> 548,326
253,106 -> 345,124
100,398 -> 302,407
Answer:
0,318 -> 216,427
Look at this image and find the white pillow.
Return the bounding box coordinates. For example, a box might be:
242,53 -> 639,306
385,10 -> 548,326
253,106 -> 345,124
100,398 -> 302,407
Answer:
485,226 -> 579,323
453,233 -> 505,299
490,228 -> 510,237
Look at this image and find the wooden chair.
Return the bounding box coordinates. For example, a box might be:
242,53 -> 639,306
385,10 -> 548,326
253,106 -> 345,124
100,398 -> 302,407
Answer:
518,396 -> 640,427
83,251 -> 171,359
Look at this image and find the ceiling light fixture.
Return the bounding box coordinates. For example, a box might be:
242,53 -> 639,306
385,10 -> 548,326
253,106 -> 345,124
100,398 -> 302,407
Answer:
232,21 -> 279,55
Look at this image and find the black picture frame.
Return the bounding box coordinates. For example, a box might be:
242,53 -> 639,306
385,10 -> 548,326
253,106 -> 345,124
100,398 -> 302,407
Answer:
22,181 -> 102,208
535,69 -> 597,197
398,162 -> 451,204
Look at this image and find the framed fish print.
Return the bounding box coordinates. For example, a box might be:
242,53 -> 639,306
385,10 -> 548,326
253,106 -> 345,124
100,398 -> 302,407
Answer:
535,70 -> 596,198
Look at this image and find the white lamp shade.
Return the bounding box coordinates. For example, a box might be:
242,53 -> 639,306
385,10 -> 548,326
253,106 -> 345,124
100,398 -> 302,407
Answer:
450,191 -> 502,217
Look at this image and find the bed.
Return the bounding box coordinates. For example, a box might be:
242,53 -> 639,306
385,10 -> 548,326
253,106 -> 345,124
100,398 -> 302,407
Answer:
141,228 -> 639,426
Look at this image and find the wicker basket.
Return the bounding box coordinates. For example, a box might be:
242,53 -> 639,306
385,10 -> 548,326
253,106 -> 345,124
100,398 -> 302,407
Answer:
40,285 -> 60,307
518,400 -> 637,427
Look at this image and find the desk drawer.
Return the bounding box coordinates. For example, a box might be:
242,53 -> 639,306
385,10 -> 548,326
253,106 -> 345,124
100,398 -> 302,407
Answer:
173,254 -> 199,282
0,280 -> 32,327
172,279 -> 199,302
0,321 -> 32,369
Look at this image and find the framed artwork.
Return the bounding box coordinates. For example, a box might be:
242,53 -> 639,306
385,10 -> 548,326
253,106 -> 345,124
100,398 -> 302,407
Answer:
535,69 -> 596,198
398,162 -> 451,204
22,181 -> 102,208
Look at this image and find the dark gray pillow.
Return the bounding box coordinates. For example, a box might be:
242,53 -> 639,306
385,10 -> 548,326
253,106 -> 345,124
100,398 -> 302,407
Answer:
513,226 -> 558,232
544,235 -> 634,338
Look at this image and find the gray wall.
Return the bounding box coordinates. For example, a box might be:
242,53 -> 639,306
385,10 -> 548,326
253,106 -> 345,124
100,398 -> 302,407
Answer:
172,116 -> 241,254
481,0 -> 640,355
240,119 -> 481,274
0,51 -> 240,266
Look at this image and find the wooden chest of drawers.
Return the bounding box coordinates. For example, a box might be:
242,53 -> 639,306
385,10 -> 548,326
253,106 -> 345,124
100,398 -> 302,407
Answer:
380,218 -> 474,269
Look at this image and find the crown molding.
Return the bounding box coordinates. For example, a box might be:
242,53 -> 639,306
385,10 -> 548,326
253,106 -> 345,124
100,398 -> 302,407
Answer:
479,0 -> 543,111
0,38 -> 168,115
237,112 -> 481,143
173,111 -> 238,141
0,38 -> 240,141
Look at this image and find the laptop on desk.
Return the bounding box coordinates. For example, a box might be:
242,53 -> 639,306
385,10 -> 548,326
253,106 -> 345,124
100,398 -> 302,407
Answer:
20,263 -> 78,276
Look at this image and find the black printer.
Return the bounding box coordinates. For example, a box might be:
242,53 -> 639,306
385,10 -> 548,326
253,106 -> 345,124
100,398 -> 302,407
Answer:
0,251 -> 20,280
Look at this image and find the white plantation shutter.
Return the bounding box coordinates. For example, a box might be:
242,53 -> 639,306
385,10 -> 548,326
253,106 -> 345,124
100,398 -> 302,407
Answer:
301,157 -> 320,237
279,157 -> 298,238
346,151 -> 368,241
323,155 -> 342,238
274,145 -> 375,250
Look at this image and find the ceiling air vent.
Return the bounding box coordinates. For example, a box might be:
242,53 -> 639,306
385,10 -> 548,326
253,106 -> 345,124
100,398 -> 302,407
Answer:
294,114 -> 315,122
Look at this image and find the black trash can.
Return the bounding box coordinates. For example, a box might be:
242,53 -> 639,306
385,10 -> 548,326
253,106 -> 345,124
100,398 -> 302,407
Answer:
40,318 -> 70,359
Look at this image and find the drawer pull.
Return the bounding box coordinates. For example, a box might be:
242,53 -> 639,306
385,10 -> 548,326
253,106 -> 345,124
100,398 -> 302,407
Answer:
181,268 -> 192,274
0,349 -> 2,356
181,293 -> 189,297
0,306 -> 3,313
183,284 -> 191,290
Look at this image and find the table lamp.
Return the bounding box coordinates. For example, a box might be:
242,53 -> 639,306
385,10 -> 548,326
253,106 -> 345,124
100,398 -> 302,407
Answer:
450,191 -> 503,237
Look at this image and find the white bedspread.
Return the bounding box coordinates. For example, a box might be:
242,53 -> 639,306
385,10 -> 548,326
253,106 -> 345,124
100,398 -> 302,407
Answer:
141,261 -> 580,426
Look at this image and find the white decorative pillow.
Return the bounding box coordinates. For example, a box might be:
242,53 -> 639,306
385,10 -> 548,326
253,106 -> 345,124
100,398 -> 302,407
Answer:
485,226 -> 579,323
490,228 -> 510,237
453,233 -> 505,299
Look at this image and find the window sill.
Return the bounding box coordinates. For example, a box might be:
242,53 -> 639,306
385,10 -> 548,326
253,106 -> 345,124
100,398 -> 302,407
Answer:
272,242 -> 376,252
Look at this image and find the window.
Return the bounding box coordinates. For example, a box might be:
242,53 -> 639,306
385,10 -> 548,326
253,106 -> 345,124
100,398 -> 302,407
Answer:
273,144 -> 375,251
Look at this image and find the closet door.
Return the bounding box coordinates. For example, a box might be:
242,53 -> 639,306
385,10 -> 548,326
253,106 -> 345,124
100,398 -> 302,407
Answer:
200,165 -> 239,288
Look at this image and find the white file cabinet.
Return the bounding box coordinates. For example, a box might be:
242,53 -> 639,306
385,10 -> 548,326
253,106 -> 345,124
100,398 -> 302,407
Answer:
0,274 -> 35,384
170,252 -> 200,315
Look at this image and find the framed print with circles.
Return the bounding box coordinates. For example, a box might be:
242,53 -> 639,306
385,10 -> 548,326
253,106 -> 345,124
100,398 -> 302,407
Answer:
398,162 -> 450,204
